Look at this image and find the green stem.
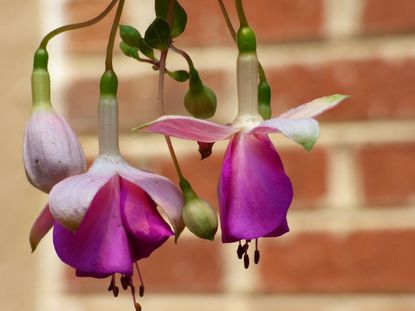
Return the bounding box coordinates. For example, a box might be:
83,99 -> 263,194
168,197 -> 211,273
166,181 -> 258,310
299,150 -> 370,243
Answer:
105,0 -> 125,71
235,0 -> 249,27
39,0 -> 118,49
170,44 -> 194,70
158,0 -> 184,180
217,0 -> 236,41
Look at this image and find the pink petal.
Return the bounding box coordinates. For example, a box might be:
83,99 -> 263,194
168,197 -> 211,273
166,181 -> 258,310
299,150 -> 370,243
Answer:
219,132 -> 293,243
251,118 -> 319,151
53,176 -> 134,276
118,162 -> 184,237
120,178 -> 173,260
277,94 -> 349,119
29,204 -> 55,252
134,115 -> 238,142
49,168 -> 114,231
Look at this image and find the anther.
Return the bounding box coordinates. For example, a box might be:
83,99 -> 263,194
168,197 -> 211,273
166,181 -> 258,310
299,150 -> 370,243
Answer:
237,241 -> 244,259
120,275 -> 129,290
135,262 -> 145,297
243,253 -> 250,269
134,302 -> 142,311
254,239 -> 260,264
113,286 -> 119,297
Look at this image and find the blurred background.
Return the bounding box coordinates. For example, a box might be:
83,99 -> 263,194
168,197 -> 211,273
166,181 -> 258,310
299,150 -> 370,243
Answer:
1,0 -> 415,310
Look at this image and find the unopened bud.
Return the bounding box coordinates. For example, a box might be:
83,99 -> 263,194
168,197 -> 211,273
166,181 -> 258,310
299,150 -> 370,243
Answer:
179,178 -> 218,240
184,69 -> 217,119
258,80 -> 271,120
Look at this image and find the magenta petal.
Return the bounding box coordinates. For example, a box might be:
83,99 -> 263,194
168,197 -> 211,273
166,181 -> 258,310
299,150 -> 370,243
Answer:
119,162 -> 184,236
218,132 -> 293,243
29,204 -> 54,252
120,178 -> 173,260
53,176 -> 134,276
135,115 -> 238,142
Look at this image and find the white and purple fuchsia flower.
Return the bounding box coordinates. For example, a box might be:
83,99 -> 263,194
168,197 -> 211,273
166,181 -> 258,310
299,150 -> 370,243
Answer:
30,71 -> 184,302
135,34 -> 348,266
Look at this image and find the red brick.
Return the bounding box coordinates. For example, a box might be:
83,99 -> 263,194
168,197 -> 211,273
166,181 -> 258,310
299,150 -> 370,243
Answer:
268,58 -> 415,121
362,0 -> 415,35
64,71 -> 226,133
280,148 -> 327,204
260,230 -> 415,293
179,0 -> 323,46
65,0 -> 117,53
358,144 -> 415,206
65,238 -> 223,293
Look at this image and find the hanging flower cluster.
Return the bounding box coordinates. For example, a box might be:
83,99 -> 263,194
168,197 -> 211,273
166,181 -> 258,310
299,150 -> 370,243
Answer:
23,0 -> 347,310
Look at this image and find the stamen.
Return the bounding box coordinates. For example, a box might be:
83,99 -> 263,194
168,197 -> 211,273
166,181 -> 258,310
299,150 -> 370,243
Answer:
120,275 -> 129,290
237,241 -> 244,259
243,253 -> 250,269
108,274 -> 119,297
254,239 -> 260,264
135,302 -> 142,311
135,262 -> 145,297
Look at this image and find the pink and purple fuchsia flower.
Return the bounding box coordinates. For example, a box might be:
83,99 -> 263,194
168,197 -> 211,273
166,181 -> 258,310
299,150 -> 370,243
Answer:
30,72 -> 185,305
136,49 -> 348,267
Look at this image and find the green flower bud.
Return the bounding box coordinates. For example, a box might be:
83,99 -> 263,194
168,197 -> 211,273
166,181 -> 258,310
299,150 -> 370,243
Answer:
258,80 -> 271,120
179,178 -> 218,240
237,27 -> 257,54
184,69 -> 217,119
182,197 -> 218,241
119,25 -> 141,48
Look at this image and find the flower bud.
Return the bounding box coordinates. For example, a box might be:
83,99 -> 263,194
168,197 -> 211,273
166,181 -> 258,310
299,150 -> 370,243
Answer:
184,69 -> 217,119
258,80 -> 271,120
182,197 -> 218,241
24,48 -> 86,193
23,106 -> 86,193
179,178 -> 218,240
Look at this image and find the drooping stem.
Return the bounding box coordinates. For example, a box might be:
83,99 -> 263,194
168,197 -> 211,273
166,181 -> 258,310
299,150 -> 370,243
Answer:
39,0 -> 118,49
105,0 -> 125,71
216,0 -> 236,40
234,0 -> 249,27
157,0 -> 184,180
170,44 -> 194,70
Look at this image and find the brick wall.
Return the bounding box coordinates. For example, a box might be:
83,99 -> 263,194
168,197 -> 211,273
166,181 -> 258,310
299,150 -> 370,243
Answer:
36,0 -> 415,310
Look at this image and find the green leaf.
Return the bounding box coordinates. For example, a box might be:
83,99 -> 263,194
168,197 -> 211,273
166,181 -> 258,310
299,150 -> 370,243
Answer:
168,70 -> 189,82
119,25 -> 140,48
155,0 -> 187,38
144,17 -> 171,51
137,37 -> 156,60
119,42 -> 139,59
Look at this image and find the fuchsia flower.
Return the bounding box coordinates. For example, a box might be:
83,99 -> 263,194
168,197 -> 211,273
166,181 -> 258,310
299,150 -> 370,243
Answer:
136,51 -> 347,262
24,55 -> 86,193
30,73 -> 184,291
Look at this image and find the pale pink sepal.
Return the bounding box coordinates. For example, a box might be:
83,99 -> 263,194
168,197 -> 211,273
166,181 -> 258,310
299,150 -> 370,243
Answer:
49,170 -> 114,231
118,162 -> 185,238
277,94 -> 349,119
29,204 -> 54,252
251,118 -> 319,151
134,115 -> 238,142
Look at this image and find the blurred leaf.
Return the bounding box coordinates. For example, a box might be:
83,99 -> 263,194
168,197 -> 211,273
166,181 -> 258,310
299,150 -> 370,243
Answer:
168,70 -> 189,82
144,17 -> 171,51
119,41 -> 139,59
119,25 -> 140,48
155,0 -> 187,38
137,37 -> 156,60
